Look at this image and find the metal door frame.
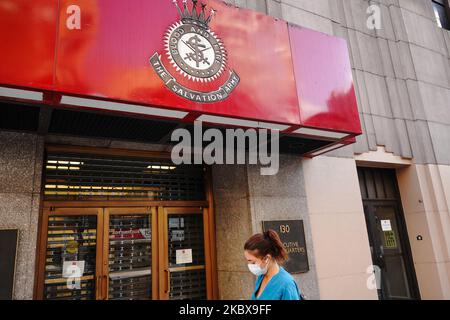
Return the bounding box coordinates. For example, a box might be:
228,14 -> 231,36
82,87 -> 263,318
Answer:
158,206 -> 213,300
103,207 -> 158,300
34,145 -> 218,300
36,207 -> 104,300
36,204 -> 215,300
358,167 -> 421,300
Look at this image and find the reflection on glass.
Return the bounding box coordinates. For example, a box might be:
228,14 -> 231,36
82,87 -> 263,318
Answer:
44,216 -> 97,300
108,214 -> 152,300
433,1 -> 450,30
168,214 -> 206,300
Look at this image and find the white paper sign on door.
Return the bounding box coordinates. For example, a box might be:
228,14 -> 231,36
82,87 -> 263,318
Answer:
62,261 -> 85,278
381,220 -> 392,231
176,249 -> 193,265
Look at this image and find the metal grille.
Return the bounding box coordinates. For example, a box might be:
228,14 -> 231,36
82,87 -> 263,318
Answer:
168,213 -> 206,300
168,214 -> 205,267
357,167 -> 397,201
108,214 -> 152,300
49,109 -> 179,143
170,269 -> 207,300
44,152 -> 205,201
44,215 -> 97,300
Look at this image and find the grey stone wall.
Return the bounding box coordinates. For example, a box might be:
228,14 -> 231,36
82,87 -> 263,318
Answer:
3,0 -> 450,300
212,165 -> 255,299
212,155 -> 320,300
223,0 -> 450,165
0,132 -> 43,299
246,155 -> 320,300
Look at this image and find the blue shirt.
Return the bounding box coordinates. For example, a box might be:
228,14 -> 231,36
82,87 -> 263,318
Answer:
251,267 -> 302,300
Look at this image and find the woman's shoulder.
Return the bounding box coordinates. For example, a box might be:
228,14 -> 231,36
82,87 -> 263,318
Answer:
275,267 -> 297,285
278,267 -> 294,279
277,267 -> 301,300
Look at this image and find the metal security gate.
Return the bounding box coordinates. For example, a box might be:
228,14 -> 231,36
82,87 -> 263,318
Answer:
105,208 -> 155,300
44,151 -> 205,201
41,208 -> 103,300
36,147 -> 216,300
357,167 -> 420,300
159,207 -> 209,300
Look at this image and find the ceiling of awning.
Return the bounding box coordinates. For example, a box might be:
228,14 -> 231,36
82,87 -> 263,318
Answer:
0,100 -> 352,157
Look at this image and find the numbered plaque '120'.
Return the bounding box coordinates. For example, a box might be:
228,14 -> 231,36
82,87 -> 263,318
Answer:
262,220 -> 309,274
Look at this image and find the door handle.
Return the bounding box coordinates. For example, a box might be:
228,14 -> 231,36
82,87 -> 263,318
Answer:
165,269 -> 171,295
103,275 -> 108,300
96,276 -> 102,300
377,255 -> 386,269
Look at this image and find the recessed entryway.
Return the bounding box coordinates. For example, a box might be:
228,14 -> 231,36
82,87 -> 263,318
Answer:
34,146 -> 216,300
357,167 -> 420,300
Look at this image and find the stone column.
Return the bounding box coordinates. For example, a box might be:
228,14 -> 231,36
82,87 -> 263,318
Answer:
212,155 -> 320,300
246,155 -> 320,300
212,164 -> 254,300
0,131 -> 44,299
397,164 -> 450,299
302,156 -> 378,300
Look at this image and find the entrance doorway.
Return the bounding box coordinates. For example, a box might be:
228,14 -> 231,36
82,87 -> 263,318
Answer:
357,167 -> 420,300
35,146 -> 216,300
36,206 -> 212,300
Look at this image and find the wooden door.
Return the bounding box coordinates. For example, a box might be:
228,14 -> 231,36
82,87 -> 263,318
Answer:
36,208 -> 104,300
37,206 -> 214,300
103,207 -> 158,300
158,207 -> 212,300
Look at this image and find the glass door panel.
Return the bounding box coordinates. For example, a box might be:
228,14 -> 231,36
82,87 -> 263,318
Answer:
42,208 -> 102,300
39,205 -> 213,300
104,208 -> 156,300
160,207 -> 210,300
374,205 -> 412,299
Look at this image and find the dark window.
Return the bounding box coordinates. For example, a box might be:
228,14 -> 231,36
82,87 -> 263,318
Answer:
0,230 -> 18,300
432,0 -> 450,30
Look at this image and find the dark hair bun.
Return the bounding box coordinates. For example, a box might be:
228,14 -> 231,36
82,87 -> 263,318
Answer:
244,229 -> 288,263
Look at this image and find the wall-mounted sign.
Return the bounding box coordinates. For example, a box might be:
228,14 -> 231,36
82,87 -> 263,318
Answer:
0,0 -> 362,157
151,0 -> 240,103
0,230 -> 18,300
262,220 -> 309,274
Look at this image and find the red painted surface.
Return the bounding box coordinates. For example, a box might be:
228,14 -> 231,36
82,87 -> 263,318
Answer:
289,24 -> 361,134
0,0 -> 362,137
0,0 -> 58,90
54,0 -> 300,124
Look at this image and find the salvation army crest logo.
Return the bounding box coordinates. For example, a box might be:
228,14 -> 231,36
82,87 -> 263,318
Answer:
150,0 -> 240,103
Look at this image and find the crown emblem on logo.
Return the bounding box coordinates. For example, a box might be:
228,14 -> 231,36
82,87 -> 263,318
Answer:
173,0 -> 216,29
150,0 -> 240,103
165,0 -> 225,82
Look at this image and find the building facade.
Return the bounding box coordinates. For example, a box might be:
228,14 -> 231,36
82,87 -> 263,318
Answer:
0,0 -> 449,300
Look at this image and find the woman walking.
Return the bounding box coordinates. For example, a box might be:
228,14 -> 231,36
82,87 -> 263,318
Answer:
244,229 -> 303,300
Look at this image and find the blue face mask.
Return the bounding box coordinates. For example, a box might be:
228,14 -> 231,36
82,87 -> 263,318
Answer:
248,257 -> 269,276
